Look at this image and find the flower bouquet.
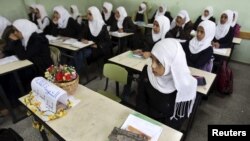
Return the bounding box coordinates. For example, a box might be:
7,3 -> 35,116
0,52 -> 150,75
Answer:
45,65 -> 79,95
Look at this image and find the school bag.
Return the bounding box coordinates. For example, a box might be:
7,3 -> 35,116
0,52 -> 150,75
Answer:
216,61 -> 233,94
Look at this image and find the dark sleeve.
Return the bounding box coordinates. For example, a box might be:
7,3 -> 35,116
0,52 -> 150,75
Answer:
142,32 -> 155,51
44,21 -> 59,36
193,16 -> 202,30
123,17 -> 136,33
215,27 -> 234,48
58,18 -> 83,40
136,66 -> 149,115
165,11 -> 173,23
179,21 -> 193,40
96,25 -> 112,49
150,11 -> 157,23
110,19 -> 118,32
193,47 -> 213,68
209,17 -> 216,23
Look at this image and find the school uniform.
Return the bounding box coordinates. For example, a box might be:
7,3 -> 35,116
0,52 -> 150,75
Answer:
47,6 -> 82,40
102,2 -> 116,27
70,5 -> 82,25
134,2 -> 147,22
193,6 -> 216,30
231,11 -> 240,37
35,4 -> 50,31
0,16 -> 11,39
183,20 -> 215,69
84,6 -> 112,60
6,19 -> 52,76
150,4 -> 173,23
213,10 -> 234,48
170,10 -> 193,41
110,7 -> 142,50
142,15 -> 172,51
28,4 -> 38,25
136,39 -> 197,130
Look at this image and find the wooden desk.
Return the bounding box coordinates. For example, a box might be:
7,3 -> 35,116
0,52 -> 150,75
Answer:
109,32 -> 134,54
0,59 -> 33,123
19,85 -> 183,141
134,22 -> 153,28
109,51 -> 216,95
49,40 -> 94,52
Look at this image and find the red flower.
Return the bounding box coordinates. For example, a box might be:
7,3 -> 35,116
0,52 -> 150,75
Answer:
65,74 -> 71,81
55,72 -> 63,82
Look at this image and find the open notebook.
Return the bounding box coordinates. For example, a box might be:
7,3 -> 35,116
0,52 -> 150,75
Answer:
121,113 -> 163,141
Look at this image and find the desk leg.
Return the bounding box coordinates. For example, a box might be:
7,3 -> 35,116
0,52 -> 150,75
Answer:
116,38 -> 121,55
40,130 -> 49,141
0,85 -> 17,122
13,71 -> 25,96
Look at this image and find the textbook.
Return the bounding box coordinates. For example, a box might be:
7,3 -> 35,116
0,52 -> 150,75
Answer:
121,113 -> 163,141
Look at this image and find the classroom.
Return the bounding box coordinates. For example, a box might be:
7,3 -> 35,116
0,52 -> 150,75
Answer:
0,0 -> 249,140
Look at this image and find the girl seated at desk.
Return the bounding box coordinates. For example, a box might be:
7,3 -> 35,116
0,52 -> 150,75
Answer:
82,6 -> 112,60
133,15 -> 172,58
102,2 -> 115,27
110,6 -> 142,50
170,10 -> 193,41
27,4 -> 38,25
150,4 -> 173,23
183,20 -> 215,71
70,5 -> 82,25
193,6 -> 216,30
136,38 -> 197,130
6,19 -> 52,76
35,4 -> 50,32
132,2 -> 148,23
46,6 -> 82,40
212,10 -> 234,48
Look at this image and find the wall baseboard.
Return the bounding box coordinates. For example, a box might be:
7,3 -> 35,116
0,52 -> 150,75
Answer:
230,59 -> 250,66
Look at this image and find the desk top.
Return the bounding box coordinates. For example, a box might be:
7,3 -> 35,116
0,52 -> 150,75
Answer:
0,59 -> 33,75
109,51 -> 216,95
213,48 -> 231,57
50,40 -> 94,51
134,22 -> 153,28
233,37 -> 242,44
19,85 -> 183,141
110,31 -> 134,38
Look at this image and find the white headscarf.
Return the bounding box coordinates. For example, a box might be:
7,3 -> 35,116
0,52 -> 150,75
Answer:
215,10 -> 233,40
155,4 -> 167,19
189,20 -> 216,54
53,6 -> 71,28
103,2 -> 113,21
88,6 -> 105,37
231,11 -> 238,27
201,6 -> 213,21
13,19 -> 38,49
70,5 -> 81,20
116,6 -> 128,29
0,16 -> 11,39
29,4 -> 37,21
35,4 -> 49,31
148,38 -> 197,119
152,15 -> 170,42
171,10 -> 190,29
138,2 -> 147,14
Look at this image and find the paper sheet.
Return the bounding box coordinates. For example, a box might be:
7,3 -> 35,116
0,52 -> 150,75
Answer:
46,35 -> 59,42
213,48 -> 228,55
0,55 -> 19,65
121,114 -> 163,141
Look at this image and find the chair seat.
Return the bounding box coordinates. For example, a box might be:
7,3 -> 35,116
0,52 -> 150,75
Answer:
97,90 -> 122,103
